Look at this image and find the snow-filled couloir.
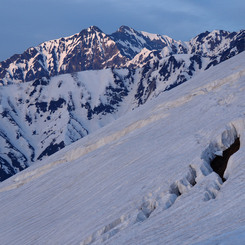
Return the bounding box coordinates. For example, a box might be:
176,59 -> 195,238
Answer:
0,51 -> 245,244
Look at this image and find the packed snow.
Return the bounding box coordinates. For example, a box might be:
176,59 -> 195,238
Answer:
0,52 -> 245,244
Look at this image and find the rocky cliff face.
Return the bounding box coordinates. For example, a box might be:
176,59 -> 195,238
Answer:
0,26 -> 127,85
110,25 -> 188,59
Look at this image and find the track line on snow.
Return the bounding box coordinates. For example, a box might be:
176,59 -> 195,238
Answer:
154,68 -> 245,112
0,112 -> 168,193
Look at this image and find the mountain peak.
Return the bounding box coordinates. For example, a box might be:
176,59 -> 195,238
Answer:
87,25 -> 103,32
79,26 -> 103,35
193,31 -> 210,42
117,25 -> 136,33
193,30 -> 231,43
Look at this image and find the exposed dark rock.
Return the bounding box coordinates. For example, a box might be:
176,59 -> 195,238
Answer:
35,102 -> 48,113
210,138 -> 240,181
38,141 -> 65,160
32,77 -> 50,87
0,157 -> 15,181
48,98 -> 66,113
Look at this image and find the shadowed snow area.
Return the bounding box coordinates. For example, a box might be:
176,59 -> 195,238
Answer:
0,52 -> 245,245
210,137 -> 240,181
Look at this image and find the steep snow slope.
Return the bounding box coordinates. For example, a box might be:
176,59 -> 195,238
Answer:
0,52 -> 245,245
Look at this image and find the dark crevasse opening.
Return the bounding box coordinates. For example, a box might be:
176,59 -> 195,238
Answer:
210,137 -> 240,182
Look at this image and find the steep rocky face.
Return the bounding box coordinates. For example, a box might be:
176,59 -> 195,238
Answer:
110,25 -> 187,59
188,30 -> 245,65
0,26 -> 127,85
63,26 -> 127,72
129,53 -> 207,106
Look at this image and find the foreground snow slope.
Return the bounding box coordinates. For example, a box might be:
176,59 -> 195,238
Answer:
0,52 -> 245,244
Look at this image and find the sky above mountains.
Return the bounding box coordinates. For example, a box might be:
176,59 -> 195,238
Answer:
0,0 -> 244,62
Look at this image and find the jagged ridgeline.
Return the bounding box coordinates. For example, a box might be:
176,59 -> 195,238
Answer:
0,26 -> 244,181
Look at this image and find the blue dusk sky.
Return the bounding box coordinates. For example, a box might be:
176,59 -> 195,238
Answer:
0,0 -> 244,61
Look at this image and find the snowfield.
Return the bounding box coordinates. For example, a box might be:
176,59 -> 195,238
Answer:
0,52 -> 245,244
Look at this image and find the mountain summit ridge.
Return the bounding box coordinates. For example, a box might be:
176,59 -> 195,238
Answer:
0,26 -> 244,85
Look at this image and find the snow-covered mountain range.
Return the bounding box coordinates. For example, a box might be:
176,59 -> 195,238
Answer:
0,51 -> 245,244
0,26 -> 244,85
0,26 -> 244,181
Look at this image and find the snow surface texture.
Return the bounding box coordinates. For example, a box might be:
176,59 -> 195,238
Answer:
0,52 -> 245,244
